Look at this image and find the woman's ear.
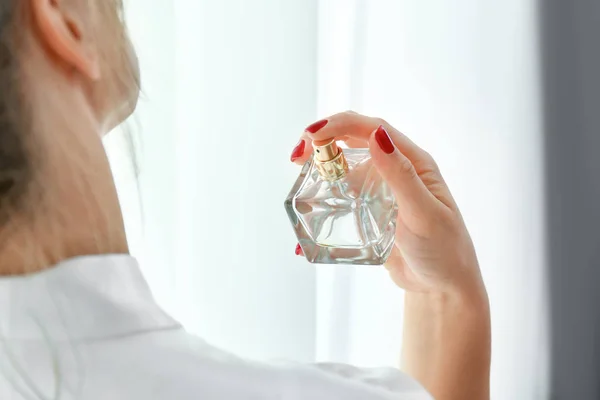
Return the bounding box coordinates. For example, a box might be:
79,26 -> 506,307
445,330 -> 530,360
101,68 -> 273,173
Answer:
30,0 -> 100,80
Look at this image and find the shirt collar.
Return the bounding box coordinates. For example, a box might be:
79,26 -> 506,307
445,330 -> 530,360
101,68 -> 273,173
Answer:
0,255 -> 180,341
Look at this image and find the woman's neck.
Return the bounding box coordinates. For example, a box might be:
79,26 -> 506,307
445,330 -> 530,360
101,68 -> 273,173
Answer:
0,86 -> 129,276
0,137 -> 129,275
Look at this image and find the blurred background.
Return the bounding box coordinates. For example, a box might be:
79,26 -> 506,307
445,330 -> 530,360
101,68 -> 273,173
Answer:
105,1 -> 600,399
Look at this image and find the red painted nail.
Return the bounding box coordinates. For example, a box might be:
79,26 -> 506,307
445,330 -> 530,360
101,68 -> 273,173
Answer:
305,119 -> 328,134
295,243 -> 302,256
375,125 -> 395,154
290,140 -> 306,162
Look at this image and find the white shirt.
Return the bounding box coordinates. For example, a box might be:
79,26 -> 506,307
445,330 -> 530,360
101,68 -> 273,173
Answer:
0,255 -> 431,400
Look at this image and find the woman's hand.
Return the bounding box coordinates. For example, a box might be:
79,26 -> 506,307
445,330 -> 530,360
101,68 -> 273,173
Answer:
291,112 -> 491,400
291,111 -> 483,296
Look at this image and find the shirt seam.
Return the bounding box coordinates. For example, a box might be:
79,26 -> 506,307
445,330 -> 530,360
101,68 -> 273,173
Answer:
3,322 -> 184,344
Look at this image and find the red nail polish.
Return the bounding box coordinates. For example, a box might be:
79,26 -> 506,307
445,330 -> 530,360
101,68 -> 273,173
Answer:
290,140 -> 306,162
375,125 -> 395,154
305,119 -> 328,134
295,243 -> 302,255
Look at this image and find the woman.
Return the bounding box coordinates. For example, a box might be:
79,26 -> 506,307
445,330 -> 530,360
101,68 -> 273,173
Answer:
0,1 -> 490,399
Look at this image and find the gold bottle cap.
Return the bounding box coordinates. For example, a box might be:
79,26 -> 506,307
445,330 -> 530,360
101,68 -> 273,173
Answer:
313,139 -> 349,181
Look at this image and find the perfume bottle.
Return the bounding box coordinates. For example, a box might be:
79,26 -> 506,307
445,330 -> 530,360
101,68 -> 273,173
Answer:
285,139 -> 398,265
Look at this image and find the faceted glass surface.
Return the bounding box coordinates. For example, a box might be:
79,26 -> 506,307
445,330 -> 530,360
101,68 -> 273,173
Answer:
285,149 -> 397,265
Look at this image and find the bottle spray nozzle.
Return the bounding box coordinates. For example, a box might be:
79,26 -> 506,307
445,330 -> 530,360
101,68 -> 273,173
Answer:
312,139 -> 349,181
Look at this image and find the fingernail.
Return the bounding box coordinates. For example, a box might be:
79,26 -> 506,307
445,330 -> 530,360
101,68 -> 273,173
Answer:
290,140 -> 306,162
305,119 -> 328,134
295,243 -> 302,256
375,125 -> 395,154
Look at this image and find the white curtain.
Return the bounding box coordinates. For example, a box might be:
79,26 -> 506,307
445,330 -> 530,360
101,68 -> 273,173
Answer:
110,1 -> 549,398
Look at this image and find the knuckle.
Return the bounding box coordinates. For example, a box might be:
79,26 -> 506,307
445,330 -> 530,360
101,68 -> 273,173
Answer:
422,150 -> 434,163
418,170 -> 439,188
340,110 -> 357,119
374,117 -> 389,127
418,151 -> 441,175
398,156 -> 417,176
330,111 -> 359,124
422,150 -> 437,167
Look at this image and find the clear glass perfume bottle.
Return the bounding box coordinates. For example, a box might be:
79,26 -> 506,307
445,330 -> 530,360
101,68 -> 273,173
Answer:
285,139 -> 398,265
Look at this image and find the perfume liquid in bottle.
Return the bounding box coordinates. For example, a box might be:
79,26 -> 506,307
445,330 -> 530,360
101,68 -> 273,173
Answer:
285,139 -> 397,265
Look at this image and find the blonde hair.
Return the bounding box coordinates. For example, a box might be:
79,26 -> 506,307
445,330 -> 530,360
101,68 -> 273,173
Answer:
0,0 -> 32,224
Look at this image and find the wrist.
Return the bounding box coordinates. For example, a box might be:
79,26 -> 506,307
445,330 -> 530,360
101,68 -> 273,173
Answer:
406,279 -> 489,318
402,276 -> 491,400
408,264 -> 489,312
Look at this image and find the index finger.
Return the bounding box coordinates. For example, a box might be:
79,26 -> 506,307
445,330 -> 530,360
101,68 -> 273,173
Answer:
306,111 -> 430,168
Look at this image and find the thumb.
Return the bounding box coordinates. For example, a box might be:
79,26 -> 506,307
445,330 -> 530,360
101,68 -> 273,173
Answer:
369,125 -> 437,220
